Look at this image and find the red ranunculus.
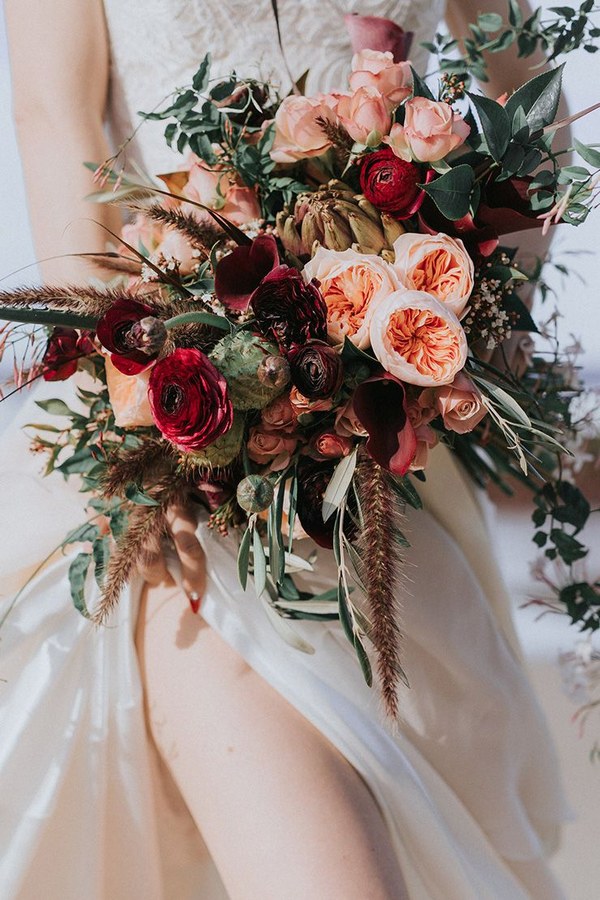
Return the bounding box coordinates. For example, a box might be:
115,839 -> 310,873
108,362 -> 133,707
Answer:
251,265 -> 328,352
352,372 -> 417,475
42,327 -> 95,381
359,147 -> 426,220
96,298 -> 158,375
148,348 -> 233,451
214,234 -> 280,311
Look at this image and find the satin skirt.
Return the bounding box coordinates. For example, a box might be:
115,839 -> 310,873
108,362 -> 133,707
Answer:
0,381 -> 569,899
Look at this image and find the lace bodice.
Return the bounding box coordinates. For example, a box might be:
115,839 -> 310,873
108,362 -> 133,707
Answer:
102,0 -> 445,174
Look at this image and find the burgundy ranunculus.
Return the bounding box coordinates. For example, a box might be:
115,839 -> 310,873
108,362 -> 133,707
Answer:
287,340 -> 343,400
214,234 -> 280,311
352,373 -> 417,475
359,147 -> 426,220
148,348 -> 233,451
251,265 -> 327,352
42,327 -> 95,381
96,298 -> 158,375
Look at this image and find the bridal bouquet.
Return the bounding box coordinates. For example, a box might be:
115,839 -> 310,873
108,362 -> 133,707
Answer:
2,3 -> 599,714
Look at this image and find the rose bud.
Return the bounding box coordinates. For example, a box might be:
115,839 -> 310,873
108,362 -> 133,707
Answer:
257,354 -> 291,390
310,430 -> 354,460
96,298 -> 159,375
287,341 -> 343,400
128,316 -> 168,356
250,265 -> 328,352
359,147 -> 426,220
148,347 -> 234,452
42,327 -> 95,381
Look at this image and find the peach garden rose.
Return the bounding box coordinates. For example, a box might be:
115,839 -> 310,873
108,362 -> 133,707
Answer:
302,246 -> 399,349
392,232 -> 474,317
369,289 -> 468,386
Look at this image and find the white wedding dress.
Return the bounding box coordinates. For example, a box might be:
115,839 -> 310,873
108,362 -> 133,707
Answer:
0,2 -> 571,898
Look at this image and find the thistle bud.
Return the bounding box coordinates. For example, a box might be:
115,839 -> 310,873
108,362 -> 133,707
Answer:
236,474 -> 274,513
257,354 -> 291,389
128,316 -> 168,356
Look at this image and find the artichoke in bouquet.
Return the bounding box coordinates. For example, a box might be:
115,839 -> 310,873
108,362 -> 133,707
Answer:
276,180 -> 405,260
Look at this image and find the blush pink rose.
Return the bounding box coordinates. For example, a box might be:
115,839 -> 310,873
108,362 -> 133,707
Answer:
392,97 -> 470,162
349,50 -> 412,109
392,232 -> 474,317
435,373 -> 488,434
369,289 -> 468,387
334,398 -> 368,437
337,86 -> 391,144
261,394 -> 298,433
406,389 -> 437,428
247,426 -> 298,471
183,158 -> 261,225
302,246 -> 399,349
289,387 -> 334,414
270,94 -> 340,163
310,431 -> 354,460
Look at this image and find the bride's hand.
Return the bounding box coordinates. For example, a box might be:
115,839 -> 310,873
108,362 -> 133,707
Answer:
139,503 -> 207,613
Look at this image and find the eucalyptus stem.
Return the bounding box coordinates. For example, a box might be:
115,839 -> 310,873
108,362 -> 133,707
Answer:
0,308 -> 98,330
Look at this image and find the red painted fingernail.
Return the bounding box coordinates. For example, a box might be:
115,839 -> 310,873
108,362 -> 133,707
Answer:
188,593 -> 201,614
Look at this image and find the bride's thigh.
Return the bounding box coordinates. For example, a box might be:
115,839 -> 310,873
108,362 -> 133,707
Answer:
136,584 -> 408,900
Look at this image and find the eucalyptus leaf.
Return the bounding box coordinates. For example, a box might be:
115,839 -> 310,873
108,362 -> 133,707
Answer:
252,528 -> 267,598
124,484 -> 161,506
259,594 -> 315,653
237,526 -> 252,590
420,165 -> 475,220
573,138 -> 600,168
322,449 -> 358,522
68,552 -> 92,618
504,65 -> 564,133
35,398 -> 78,417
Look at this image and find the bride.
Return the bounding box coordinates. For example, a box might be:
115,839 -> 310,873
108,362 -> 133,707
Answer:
1,1 -> 570,897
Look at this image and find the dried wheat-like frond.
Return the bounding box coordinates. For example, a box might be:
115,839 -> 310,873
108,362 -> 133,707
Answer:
102,439 -> 176,498
92,479 -> 187,625
354,453 -> 407,720
133,204 -> 224,255
0,285 -> 159,318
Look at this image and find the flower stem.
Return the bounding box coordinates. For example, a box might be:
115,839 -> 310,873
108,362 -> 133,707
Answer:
0,308 -> 98,330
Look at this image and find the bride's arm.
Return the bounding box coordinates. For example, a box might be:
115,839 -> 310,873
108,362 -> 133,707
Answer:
5,0 -> 121,283
5,0 -> 207,603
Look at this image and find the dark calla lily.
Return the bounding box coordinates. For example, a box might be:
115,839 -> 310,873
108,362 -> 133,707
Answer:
352,373 -> 417,476
214,234 -> 280,311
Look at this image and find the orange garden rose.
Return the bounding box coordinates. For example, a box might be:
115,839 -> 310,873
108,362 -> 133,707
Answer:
435,373 -> 488,434
392,232 -> 474,317
270,94 -> 339,163
385,97 -> 470,162
369,289 -> 468,386
302,247 -> 399,349
349,50 -> 412,109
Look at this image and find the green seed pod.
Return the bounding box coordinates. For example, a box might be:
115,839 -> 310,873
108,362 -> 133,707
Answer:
236,474 -> 274,513
210,331 -> 282,411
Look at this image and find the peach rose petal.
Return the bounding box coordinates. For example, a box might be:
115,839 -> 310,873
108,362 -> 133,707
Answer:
105,357 -> 154,428
392,232 -> 474,317
369,289 -> 468,387
303,246 -> 400,349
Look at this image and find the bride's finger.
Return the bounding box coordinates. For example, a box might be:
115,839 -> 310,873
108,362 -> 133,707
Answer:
166,503 -> 207,613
